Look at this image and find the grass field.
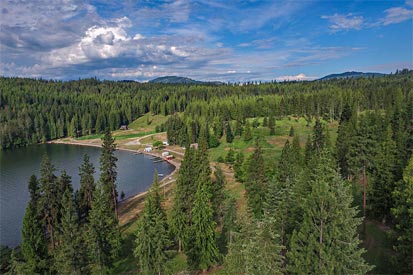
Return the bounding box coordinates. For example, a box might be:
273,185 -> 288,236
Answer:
209,116 -> 338,164
128,113 -> 168,131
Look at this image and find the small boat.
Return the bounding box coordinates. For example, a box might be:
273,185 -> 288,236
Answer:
153,159 -> 164,163
158,173 -> 164,177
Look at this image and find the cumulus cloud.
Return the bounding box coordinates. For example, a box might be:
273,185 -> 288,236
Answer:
276,73 -> 317,81
321,13 -> 364,31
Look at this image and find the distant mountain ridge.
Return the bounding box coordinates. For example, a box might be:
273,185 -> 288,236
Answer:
149,76 -> 223,85
319,71 -> 386,80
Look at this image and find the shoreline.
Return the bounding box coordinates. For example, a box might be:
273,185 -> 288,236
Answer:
47,139 -> 180,224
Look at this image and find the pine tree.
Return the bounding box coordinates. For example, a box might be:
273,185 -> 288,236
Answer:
211,165 -> 226,226
312,118 -> 325,154
218,198 -> 238,256
99,129 -> 118,218
87,184 -> 121,274
170,147 -> 197,252
78,154 -> 96,221
263,116 -> 268,127
234,119 -> 243,136
369,125 -> 397,221
39,154 -> 59,251
391,154 -> 413,274
289,126 -> 294,137
225,148 -> 235,164
234,151 -> 245,182
21,175 -> 48,274
54,188 -> 88,275
187,171 -> 218,272
287,151 -> 372,274
304,134 -> 313,164
225,122 -> 234,143
134,173 -> 169,275
224,213 -> 284,275
243,121 -> 253,141
268,116 -> 275,135
245,140 -> 267,219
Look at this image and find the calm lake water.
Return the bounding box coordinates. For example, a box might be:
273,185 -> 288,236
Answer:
0,143 -> 175,247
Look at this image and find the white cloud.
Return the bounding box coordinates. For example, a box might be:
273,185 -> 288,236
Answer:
47,21 -> 131,66
321,13 -> 363,31
381,7 -> 413,25
276,73 -> 317,81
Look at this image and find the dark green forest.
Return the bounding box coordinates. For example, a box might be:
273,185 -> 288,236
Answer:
1,72 -> 412,274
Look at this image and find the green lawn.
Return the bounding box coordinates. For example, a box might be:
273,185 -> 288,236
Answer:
128,113 -> 169,131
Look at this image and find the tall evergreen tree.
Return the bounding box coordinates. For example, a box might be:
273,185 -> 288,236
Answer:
234,151 -> 245,182
78,154 -> 96,221
99,129 -> 118,218
134,173 -> 169,275
87,184 -> 121,274
268,116 -> 275,135
21,175 -> 49,274
187,169 -> 218,272
39,154 -> 59,251
224,213 -> 284,275
170,147 -> 197,252
243,121 -> 253,141
225,122 -> 234,143
287,151 -> 372,274
245,140 -> 267,219
54,188 -> 88,275
369,125 -> 397,221
212,165 -> 226,226
391,154 -> 413,274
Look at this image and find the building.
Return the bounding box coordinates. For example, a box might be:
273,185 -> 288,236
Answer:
119,125 -> 128,130
161,151 -> 170,157
163,140 -> 169,146
144,147 -> 152,152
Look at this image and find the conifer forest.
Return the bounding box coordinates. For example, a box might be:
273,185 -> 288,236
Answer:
0,71 -> 412,274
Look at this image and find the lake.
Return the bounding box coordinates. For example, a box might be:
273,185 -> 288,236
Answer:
0,143 -> 175,247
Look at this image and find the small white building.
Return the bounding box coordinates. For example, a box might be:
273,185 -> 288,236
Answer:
144,147 -> 153,152
163,141 -> 169,146
161,151 -> 169,157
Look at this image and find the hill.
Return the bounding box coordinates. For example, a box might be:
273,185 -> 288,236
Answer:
319,71 -> 386,80
149,76 -> 223,85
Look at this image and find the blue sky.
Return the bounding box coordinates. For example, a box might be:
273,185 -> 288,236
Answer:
0,0 -> 412,82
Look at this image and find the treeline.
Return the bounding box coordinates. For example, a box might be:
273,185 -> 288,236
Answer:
2,73 -> 412,149
4,130 -> 121,274
162,74 -> 413,147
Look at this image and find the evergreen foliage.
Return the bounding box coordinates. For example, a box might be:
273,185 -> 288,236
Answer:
134,173 -> 169,275
287,151 -> 372,274
391,154 -> 413,274
225,122 -> 234,143
245,140 -> 268,219
21,175 -> 48,274
87,185 -> 121,274
99,129 -> 118,217
77,154 -> 96,222
187,172 -> 218,271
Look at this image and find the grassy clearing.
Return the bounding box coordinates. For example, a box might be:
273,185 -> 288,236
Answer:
210,116 -> 338,163
128,113 -> 168,131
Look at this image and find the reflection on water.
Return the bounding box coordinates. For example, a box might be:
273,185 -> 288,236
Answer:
0,144 -> 174,247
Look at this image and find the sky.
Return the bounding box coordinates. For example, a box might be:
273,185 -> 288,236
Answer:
0,0 -> 412,82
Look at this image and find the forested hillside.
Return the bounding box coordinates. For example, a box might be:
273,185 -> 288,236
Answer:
1,72 -> 412,150
1,72 -> 413,274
